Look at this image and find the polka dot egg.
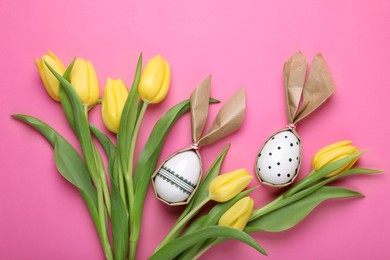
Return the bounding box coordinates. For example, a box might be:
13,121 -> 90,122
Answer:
255,129 -> 301,186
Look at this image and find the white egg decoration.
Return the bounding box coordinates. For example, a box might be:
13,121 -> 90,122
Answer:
255,129 -> 301,186
153,150 -> 201,204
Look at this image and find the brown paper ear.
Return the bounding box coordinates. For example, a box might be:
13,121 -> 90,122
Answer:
197,88 -> 246,147
190,75 -> 211,144
293,54 -> 335,123
284,52 -> 307,124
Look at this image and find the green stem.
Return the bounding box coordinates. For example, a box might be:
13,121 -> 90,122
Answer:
79,190 -> 107,258
117,154 -> 128,212
85,105 -> 111,216
283,169 -> 315,197
156,197 -> 211,252
97,183 -> 113,260
125,101 -> 149,260
192,238 -> 223,259
250,178 -> 330,222
249,195 -> 283,221
93,145 -> 111,216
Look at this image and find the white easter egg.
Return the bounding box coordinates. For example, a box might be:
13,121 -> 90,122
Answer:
255,129 -> 301,186
154,150 -> 201,203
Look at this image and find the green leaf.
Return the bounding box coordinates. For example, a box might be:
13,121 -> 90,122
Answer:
13,114 -> 57,145
59,59 -> 76,132
12,114 -> 111,257
185,187 -> 258,236
284,152 -> 363,197
13,114 -> 96,203
12,114 -> 101,231
90,124 -> 116,160
303,167 -> 381,197
117,53 -> 142,177
54,138 -> 97,203
342,168 -> 382,174
245,186 -> 363,233
150,226 -> 267,260
131,98 -> 220,242
178,187 -> 257,259
111,182 -> 128,260
89,125 -> 125,258
136,100 -> 145,119
179,144 -> 230,221
45,62 -> 101,182
90,124 -> 117,183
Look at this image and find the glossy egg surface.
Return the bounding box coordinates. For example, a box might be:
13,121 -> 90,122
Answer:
154,150 -> 201,203
256,129 -> 301,186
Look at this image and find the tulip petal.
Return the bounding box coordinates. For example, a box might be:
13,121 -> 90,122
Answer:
219,197 -> 254,230
150,59 -> 171,103
138,55 -> 171,104
209,169 -> 253,202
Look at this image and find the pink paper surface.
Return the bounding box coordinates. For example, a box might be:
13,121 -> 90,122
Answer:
1,0 -> 389,259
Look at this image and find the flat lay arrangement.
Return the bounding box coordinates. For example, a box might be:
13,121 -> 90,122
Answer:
3,2 -> 389,259
11,51 -> 379,259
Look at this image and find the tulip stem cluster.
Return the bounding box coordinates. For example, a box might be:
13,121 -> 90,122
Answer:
126,101 -> 149,260
157,197 -> 211,251
153,141 -> 377,260
85,104 -> 112,215
97,183 -> 113,260
27,51 -> 378,260
192,238 -> 223,259
31,51 -> 173,260
152,168 -> 256,258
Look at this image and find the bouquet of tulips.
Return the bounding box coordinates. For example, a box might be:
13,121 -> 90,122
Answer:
13,51 -> 379,259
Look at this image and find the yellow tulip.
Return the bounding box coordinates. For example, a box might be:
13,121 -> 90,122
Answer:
101,78 -> 129,133
69,58 -> 100,107
312,140 -> 360,177
209,169 -> 253,202
219,197 -> 254,231
34,51 -> 66,101
138,55 -> 170,104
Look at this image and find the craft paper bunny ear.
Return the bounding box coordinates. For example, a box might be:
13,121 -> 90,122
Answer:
197,88 -> 245,147
255,52 -> 335,188
190,75 -> 211,144
152,76 -> 246,206
284,51 -> 308,124
284,52 -> 335,124
293,53 -> 335,123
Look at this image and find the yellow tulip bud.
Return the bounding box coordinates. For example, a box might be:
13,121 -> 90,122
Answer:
209,169 -> 253,202
219,197 -> 254,231
69,58 -> 100,107
138,55 -> 171,104
34,51 -> 66,101
312,140 -> 360,177
101,78 -> 129,133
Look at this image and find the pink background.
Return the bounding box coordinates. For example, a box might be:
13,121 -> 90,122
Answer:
1,0 -> 389,259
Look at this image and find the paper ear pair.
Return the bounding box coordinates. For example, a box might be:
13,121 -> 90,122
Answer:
152,77 -> 246,205
256,52 -> 335,187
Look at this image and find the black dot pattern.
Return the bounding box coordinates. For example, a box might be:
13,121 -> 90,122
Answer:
256,130 -> 301,185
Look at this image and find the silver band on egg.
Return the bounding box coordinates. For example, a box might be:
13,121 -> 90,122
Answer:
156,166 -> 197,195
